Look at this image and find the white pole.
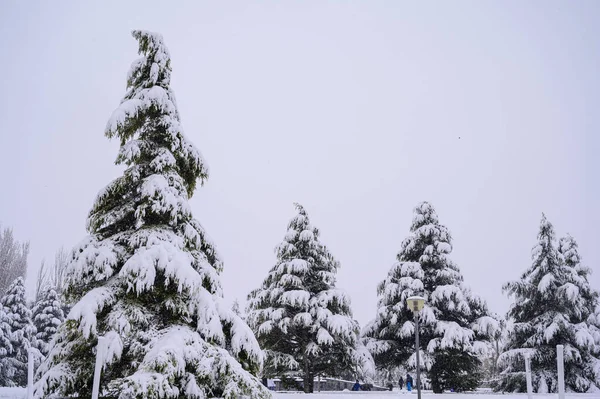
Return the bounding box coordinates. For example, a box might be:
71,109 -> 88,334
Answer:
27,347 -> 34,399
415,313 -> 422,399
557,344 -> 565,399
92,336 -> 106,399
525,354 -> 533,399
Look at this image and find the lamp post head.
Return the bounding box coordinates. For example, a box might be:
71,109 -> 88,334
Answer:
406,296 -> 426,312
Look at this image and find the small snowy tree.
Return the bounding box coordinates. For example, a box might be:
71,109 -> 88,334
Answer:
363,202 -> 498,393
32,289 -> 64,357
483,317 -> 507,383
247,204 -> 370,393
498,215 -> 600,393
0,277 -> 36,387
34,31 -> 269,399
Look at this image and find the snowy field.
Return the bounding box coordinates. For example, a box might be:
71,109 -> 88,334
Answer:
2,389 -> 600,399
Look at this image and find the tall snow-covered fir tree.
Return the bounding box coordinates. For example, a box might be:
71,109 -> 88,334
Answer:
247,204 -> 372,393
34,31 -> 270,399
363,202 -> 498,393
0,277 -> 36,387
498,215 -> 600,393
32,288 -> 64,358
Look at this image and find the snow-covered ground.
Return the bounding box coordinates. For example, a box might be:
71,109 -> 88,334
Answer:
1,388 -> 599,399
274,393 -> 600,399
275,395 -> 600,399
0,388 -> 25,399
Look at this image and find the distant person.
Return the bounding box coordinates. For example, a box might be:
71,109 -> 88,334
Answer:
399,376 -> 404,390
406,374 -> 413,391
352,380 -> 361,391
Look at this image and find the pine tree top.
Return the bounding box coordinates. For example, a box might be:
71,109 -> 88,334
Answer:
410,201 -> 440,230
32,288 -> 64,320
275,203 -> 338,284
1,277 -> 28,313
530,213 -> 558,263
89,30 -> 209,236
508,214 -> 564,300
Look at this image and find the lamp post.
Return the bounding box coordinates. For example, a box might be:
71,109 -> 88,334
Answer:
407,296 -> 425,399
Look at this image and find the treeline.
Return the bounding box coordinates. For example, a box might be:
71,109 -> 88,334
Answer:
246,202 -> 600,394
0,227 -> 67,387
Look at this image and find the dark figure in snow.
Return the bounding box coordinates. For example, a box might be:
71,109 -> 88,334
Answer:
406,374 -> 414,391
352,380 -> 361,391
399,376 -> 404,390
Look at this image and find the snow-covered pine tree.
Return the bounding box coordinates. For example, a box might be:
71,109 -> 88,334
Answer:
247,204 -> 368,393
498,215 -> 600,393
34,31 -> 269,399
0,277 -> 36,387
559,235 -> 600,389
0,301 -> 14,386
32,288 -> 64,358
363,202 -> 498,393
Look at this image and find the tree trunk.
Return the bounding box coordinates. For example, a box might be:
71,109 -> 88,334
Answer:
303,358 -> 314,393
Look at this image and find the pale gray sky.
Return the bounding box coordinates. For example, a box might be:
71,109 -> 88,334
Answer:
0,1 -> 598,325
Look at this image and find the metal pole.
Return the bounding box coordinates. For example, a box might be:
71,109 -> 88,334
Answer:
557,345 -> 565,399
524,354 -> 533,399
27,347 -> 34,399
92,336 -> 105,399
415,312 -> 422,399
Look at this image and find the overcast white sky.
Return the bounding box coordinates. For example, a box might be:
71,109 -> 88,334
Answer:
0,1 -> 598,325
